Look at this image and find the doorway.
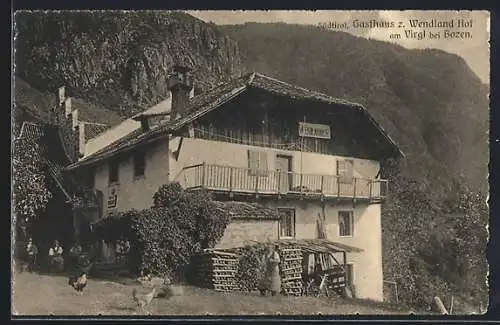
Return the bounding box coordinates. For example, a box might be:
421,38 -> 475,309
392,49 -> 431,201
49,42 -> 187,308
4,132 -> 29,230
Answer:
276,155 -> 292,193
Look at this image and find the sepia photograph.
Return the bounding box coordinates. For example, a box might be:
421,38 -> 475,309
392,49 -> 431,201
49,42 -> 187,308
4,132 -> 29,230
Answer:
11,9 -> 490,316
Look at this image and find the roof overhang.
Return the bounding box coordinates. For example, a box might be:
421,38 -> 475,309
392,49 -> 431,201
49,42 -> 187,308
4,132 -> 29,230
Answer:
66,72 -> 404,170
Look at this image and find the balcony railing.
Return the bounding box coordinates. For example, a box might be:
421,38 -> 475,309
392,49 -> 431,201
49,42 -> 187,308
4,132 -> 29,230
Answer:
181,163 -> 388,201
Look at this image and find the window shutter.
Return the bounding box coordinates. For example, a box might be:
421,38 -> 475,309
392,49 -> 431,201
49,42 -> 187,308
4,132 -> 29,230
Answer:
258,151 -> 268,176
337,160 -> 353,184
346,160 -> 353,178
248,150 -> 258,175
337,160 -> 345,176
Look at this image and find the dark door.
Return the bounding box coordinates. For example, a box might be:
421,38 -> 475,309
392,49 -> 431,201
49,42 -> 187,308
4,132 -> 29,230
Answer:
276,155 -> 292,193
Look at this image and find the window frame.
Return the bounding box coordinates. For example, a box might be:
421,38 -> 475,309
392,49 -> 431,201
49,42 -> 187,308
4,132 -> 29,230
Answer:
248,149 -> 269,176
133,150 -> 146,179
277,207 -> 296,239
108,160 -> 119,184
337,159 -> 354,184
338,210 -> 354,237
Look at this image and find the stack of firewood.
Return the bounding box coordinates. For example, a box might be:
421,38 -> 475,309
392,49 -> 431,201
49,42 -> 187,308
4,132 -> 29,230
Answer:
193,250 -> 239,292
279,248 -> 303,296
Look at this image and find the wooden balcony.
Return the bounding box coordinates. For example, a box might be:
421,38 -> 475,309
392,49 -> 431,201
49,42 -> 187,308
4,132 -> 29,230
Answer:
181,163 -> 388,202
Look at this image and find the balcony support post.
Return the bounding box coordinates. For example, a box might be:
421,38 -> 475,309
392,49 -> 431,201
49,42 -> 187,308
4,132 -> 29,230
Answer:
320,175 -> 324,195
337,177 -> 341,198
277,171 -> 281,195
229,168 -> 233,193
201,162 -> 206,188
353,178 -> 357,199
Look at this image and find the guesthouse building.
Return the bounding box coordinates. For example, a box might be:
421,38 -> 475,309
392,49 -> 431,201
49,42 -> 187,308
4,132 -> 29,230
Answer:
65,66 -> 403,301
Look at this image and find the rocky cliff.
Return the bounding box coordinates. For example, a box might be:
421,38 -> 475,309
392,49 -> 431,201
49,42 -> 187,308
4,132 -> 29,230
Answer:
15,11 -> 243,116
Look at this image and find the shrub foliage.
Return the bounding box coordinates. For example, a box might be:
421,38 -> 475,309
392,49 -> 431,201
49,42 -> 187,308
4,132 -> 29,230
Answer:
381,160 -> 488,311
95,183 -> 231,278
13,137 -> 52,238
235,244 -> 268,291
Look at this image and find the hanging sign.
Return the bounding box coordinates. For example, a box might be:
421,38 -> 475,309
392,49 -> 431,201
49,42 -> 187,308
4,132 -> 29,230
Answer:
107,185 -> 119,210
298,122 -> 331,139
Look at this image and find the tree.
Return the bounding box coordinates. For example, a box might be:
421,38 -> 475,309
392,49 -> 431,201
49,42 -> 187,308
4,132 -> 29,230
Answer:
94,183 -> 231,278
12,137 -> 52,239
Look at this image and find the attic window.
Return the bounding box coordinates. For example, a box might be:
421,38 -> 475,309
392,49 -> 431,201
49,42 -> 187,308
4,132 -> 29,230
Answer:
133,150 -> 146,178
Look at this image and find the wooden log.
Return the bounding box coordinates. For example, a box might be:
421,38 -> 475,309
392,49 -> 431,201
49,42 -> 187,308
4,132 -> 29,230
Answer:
434,296 -> 449,315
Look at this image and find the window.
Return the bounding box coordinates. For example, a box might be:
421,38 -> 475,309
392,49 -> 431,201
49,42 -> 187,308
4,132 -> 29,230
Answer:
337,159 -> 354,184
133,151 -> 146,178
248,150 -> 268,176
345,263 -> 354,286
109,160 -> 119,184
338,211 -> 354,237
278,208 -> 296,238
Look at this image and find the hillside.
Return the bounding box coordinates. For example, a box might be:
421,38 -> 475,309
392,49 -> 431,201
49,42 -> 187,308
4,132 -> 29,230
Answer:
220,23 -> 489,195
14,77 -> 124,134
14,11 -> 243,117
13,13 -> 489,311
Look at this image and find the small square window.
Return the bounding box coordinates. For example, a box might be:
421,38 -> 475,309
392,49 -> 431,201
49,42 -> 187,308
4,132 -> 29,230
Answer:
109,161 -> 119,184
278,208 -> 295,238
338,211 -> 354,237
133,151 -> 146,178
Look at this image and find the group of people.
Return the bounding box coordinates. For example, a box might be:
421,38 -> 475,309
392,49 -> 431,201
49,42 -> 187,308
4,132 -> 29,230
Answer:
25,237 -> 283,296
23,238 -> 92,273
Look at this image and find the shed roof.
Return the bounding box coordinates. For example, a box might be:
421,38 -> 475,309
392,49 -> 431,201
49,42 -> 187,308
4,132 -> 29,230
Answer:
213,238 -> 363,254
273,238 -> 364,253
67,72 -> 404,170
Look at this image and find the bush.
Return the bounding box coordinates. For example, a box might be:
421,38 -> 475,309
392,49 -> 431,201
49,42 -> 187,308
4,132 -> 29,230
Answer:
235,244 -> 268,291
97,183 -> 231,279
381,162 -> 488,310
13,137 -> 52,239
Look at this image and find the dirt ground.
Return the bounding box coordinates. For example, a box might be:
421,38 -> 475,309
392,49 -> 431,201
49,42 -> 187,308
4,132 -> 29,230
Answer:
11,271 -> 414,316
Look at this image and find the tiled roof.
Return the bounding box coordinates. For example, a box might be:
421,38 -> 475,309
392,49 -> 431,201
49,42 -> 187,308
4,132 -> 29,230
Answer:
67,72 -> 403,170
18,121 -> 45,144
83,122 -> 109,141
213,201 -> 280,220
16,121 -> 72,201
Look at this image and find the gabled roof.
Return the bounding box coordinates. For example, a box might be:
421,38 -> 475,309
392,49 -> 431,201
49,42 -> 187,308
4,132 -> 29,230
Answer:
67,72 -> 404,170
82,122 -> 109,141
16,122 -> 72,201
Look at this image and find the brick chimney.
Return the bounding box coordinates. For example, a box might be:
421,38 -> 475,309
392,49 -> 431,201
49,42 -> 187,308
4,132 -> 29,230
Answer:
64,97 -> 72,118
168,65 -> 194,119
58,86 -> 65,105
78,122 -> 86,158
71,109 -> 79,130
135,115 -> 151,132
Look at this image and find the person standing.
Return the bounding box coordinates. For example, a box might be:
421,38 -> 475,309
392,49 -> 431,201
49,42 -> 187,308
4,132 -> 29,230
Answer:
25,238 -> 38,272
258,245 -> 282,296
48,240 -> 64,272
115,237 -> 130,265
